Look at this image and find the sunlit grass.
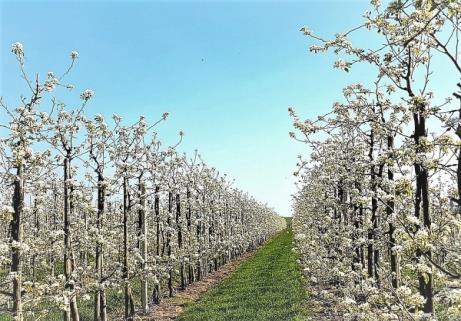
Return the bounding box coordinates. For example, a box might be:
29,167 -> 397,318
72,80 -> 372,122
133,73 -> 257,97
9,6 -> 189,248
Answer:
178,218 -> 308,321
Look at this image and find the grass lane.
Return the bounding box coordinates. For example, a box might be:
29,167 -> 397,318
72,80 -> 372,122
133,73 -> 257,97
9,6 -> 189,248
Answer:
178,221 -> 307,321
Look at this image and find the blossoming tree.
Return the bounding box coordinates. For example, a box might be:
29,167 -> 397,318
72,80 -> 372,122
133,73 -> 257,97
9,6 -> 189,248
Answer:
0,43 -> 286,321
292,1 -> 461,320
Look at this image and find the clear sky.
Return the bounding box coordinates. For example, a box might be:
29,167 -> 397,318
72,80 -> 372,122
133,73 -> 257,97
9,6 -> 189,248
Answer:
1,0 -> 387,216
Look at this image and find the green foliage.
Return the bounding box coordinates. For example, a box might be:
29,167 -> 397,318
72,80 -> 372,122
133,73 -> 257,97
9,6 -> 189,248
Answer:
178,221 -> 307,321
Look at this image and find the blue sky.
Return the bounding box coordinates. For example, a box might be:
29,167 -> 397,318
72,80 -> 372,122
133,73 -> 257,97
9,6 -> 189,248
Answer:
1,0 -> 380,215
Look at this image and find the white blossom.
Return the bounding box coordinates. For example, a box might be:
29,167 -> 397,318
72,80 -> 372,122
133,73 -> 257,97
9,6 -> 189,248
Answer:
11,42 -> 24,56
80,89 -> 94,101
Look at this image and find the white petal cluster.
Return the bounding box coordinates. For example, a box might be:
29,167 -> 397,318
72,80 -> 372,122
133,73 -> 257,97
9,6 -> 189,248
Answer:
291,1 -> 461,319
11,42 -> 24,57
80,89 -> 94,101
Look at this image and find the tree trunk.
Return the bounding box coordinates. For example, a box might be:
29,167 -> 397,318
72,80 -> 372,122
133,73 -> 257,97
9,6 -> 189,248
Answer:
155,186 -> 160,256
413,104 -> 433,313
167,191 -> 174,297
176,193 -> 182,249
11,162 -> 24,321
387,135 -> 399,288
64,156 -> 80,321
123,177 -> 133,321
94,174 -> 107,321
152,186 -> 161,305
32,199 -> 38,284
139,180 -> 148,313
368,128 -> 378,281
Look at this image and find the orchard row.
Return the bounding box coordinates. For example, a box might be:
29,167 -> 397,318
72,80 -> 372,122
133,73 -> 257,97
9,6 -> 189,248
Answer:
292,1 -> 461,320
0,43 -> 286,321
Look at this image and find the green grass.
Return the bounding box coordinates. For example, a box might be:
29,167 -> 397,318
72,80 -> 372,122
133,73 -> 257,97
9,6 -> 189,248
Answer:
178,219 -> 308,321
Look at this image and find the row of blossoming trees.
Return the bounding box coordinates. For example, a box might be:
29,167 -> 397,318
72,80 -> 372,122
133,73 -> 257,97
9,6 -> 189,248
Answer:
0,43 -> 286,321
291,1 -> 461,320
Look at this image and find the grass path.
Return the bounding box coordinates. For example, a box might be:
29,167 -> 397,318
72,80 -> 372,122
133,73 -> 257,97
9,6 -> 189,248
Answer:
178,221 -> 307,321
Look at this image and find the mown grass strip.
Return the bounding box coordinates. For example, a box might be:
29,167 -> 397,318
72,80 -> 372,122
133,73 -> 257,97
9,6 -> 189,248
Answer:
178,219 -> 307,321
